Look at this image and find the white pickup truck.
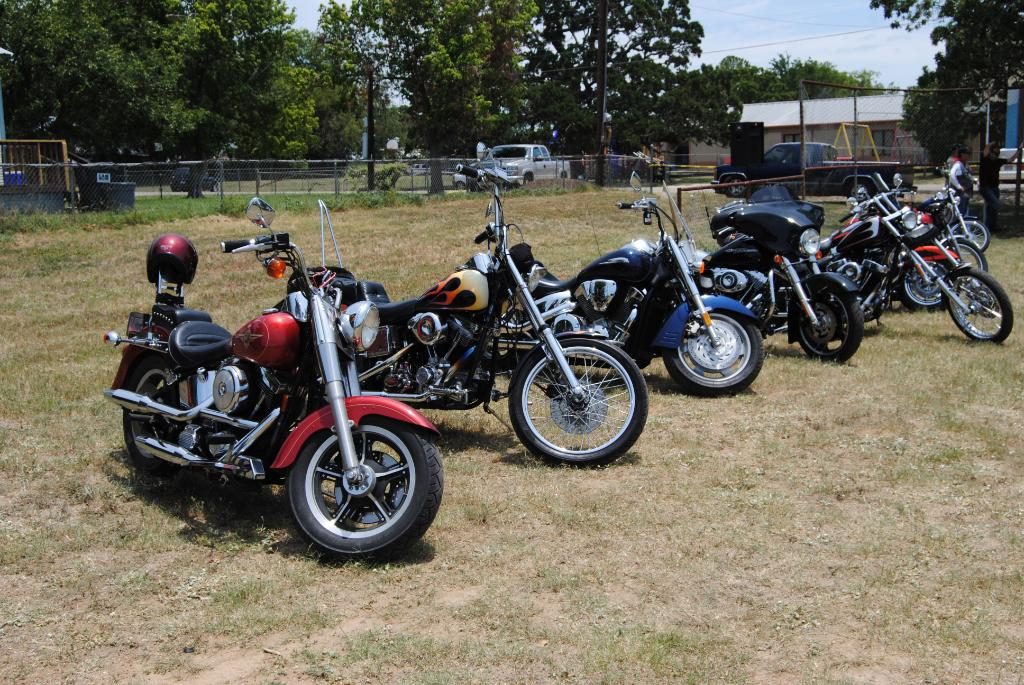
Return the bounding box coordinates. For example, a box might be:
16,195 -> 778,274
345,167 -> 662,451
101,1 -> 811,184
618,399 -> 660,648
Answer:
474,144 -> 568,186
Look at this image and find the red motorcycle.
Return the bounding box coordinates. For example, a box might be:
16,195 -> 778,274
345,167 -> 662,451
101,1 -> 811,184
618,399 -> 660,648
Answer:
103,198 -> 443,557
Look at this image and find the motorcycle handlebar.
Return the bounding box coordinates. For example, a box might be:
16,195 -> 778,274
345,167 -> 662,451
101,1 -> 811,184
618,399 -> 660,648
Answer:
221,238 -> 257,252
474,229 -> 490,244
221,233 -> 289,253
456,164 -> 480,180
617,201 -> 634,210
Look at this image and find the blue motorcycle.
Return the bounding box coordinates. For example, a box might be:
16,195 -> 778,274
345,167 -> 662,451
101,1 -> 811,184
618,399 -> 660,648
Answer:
524,173 -> 764,397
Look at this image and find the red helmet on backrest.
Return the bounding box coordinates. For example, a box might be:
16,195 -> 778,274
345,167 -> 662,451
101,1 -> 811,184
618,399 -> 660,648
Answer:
147,233 -> 198,284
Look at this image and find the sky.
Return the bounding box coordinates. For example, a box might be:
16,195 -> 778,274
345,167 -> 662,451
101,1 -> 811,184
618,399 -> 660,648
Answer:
289,0 -> 939,89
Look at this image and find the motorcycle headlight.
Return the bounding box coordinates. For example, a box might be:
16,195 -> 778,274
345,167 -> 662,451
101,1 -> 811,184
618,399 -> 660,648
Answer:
799,228 -> 820,256
340,300 -> 379,351
527,263 -> 548,292
902,209 -> 918,230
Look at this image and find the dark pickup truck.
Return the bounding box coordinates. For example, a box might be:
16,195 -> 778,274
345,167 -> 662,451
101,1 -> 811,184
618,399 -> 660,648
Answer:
714,142 -> 911,198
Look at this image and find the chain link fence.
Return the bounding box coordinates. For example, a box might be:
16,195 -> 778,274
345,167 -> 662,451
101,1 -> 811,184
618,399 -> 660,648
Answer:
799,81 -> 1022,225
0,155 -> 654,213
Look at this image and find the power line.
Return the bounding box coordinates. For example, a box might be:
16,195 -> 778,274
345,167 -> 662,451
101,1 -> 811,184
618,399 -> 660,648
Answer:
702,26 -> 889,54
690,3 -> 878,29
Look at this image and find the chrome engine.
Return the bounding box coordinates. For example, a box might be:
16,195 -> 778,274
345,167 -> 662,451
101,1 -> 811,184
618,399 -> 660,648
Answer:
827,258 -> 862,284
213,365 -> 249,413
708,268 -> 749,295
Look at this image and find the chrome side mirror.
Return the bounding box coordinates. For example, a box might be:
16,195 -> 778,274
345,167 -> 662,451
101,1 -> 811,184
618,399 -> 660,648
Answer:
846,196 -> 858,206
476,141 -> 488,160
629,171 -> 643,192
893,173 -> 904,188
246,197 -> 276,227
485,202 -> 494,218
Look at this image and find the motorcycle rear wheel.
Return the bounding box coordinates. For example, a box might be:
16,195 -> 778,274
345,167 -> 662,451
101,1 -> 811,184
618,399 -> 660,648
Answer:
287,418 -> 443,558
661,311 -> 764,397
944,267 -> 1013,343
121,355 -> 180,476
796,290 -> 864,362
509,340 -> 647,466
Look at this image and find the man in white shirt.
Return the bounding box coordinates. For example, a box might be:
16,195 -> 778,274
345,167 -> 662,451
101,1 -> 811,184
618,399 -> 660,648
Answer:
947,144 -> 974,216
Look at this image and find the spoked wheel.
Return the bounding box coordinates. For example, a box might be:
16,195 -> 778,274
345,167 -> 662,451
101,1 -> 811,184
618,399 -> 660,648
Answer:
900,262 -> 946,311
796,291 -> 865,362
661,312 -> 764,397
944,267 -> 1014,343
287,418 -> 443,558
121,355 -> 180,476
509,340 -> 648,466
952,220 -> 990,252
949,239 -> 988,272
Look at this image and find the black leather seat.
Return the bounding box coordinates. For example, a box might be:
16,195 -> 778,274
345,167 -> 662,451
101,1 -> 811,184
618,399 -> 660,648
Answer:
169,321 -> 233,369
361,280 -> 391,305
151,304 -> 213,330
532,272 -> 577,298
377,298 -> 419,325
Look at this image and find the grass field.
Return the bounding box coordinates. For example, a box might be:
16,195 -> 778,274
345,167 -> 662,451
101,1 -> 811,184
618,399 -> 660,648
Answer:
1,189 -> 1022,684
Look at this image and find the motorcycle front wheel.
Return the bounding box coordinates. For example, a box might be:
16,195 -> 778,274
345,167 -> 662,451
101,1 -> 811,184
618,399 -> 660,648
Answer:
661,312 -> 764,397
796,290 -> 865,362
509,340 -> 648,466
943,267 -> 1013,343
950,239 -> 988,272
287,418 -> 443,558
952,220 -> 990,252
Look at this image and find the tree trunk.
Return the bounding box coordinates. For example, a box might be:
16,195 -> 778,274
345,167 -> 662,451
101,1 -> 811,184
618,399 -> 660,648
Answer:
428,145 -> 444,195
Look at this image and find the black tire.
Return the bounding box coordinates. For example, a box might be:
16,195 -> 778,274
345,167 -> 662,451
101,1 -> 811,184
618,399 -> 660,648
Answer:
661,312 -> 764,397
121,354 -> 180,476
508,339 -> 648,467
454,181 -> 466,190
523,171 -> 534,183
943,267 -> 1013,343
796,290 -> 864,362
287,418 -> 443,558
722,176 -> 746,198
952,240 -> 987,272
953,220 -> 990,252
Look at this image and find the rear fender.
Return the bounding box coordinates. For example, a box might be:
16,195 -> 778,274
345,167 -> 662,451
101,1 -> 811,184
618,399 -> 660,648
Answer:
270,396 -> 439,470
651,296 -> 758,349
110,326 -> 171,388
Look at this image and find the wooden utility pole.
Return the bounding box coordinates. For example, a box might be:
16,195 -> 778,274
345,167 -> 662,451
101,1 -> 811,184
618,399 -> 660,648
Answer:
595,0 -> 608,186
367,64 -> 376,191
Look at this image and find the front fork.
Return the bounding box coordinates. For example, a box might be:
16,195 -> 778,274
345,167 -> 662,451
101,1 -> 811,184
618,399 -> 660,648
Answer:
780,256 -> 820,327
905,248 -> 970,310
310,293 -> 363,477
666,237 -> 722,346
507,257 -> 584,396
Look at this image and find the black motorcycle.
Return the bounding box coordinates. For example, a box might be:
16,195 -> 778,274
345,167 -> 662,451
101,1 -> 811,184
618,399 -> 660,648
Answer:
522,174 -> 765,397
819,175 -> 1013,343
702,186 -> 865,362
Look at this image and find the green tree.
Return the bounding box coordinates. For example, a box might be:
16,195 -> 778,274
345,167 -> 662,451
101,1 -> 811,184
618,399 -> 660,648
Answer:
521,0 -> 704,154
322,0 -> 535,192
0,0 -> 185,157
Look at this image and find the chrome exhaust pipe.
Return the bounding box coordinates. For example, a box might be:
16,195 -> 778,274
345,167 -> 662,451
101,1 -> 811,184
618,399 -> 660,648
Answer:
133,435 -> 265,480
105,389 -> 256,429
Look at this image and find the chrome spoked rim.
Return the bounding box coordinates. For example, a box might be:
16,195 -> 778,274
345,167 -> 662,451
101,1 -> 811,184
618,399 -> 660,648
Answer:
903,265 -> 945,307
949,274 -> 1004,339
304,425 -> 416,539
128,367 -> 172,442
676,314 -> 752,387
520,346 -> 635,458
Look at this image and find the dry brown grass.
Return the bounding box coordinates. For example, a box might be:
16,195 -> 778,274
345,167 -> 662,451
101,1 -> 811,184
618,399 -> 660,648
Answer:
1,189 -> 1023,684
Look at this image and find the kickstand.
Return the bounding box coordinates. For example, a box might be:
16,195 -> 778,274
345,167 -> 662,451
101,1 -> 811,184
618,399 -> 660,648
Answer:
482,402 -> 514,434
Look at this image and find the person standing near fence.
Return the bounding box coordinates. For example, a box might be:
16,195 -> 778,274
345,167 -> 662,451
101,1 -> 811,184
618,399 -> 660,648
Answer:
979,141 -> 1020,233
947,144 -> 974,216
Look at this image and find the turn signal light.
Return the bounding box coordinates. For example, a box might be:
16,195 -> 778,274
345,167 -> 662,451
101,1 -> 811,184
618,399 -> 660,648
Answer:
773,255 -> 782,265
815,251 -> 823,259
265,257 -> 287,279
698,260 -> 705,274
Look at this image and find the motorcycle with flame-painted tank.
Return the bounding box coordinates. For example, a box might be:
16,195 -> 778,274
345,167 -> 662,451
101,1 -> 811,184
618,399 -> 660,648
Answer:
103,198 -> 443,558
354,164 -> 649,467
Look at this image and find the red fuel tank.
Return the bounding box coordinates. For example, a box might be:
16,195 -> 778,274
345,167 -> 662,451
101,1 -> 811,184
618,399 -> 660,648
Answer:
232,312 -> 301,370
